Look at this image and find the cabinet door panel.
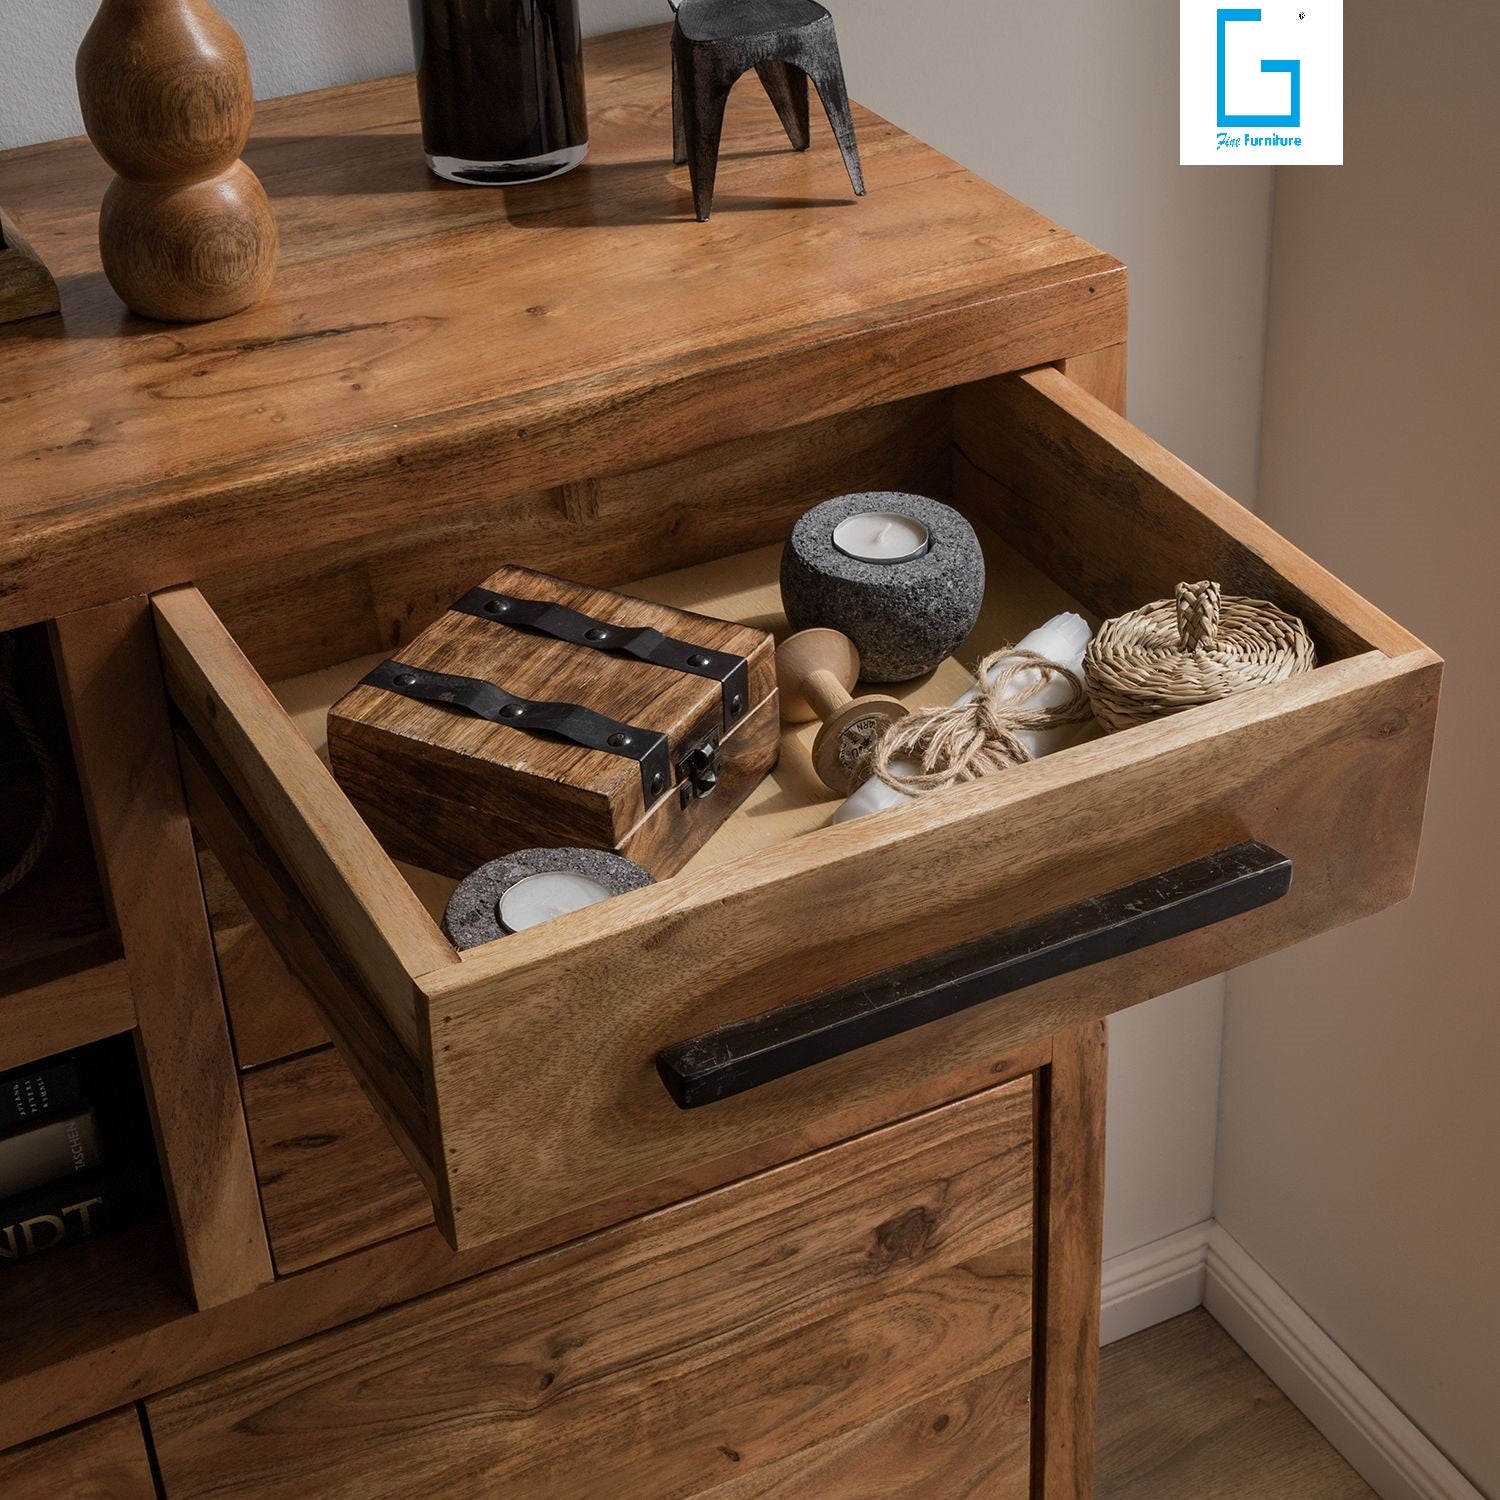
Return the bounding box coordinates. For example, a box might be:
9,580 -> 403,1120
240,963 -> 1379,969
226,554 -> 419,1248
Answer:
150,1082 -> 1033,1499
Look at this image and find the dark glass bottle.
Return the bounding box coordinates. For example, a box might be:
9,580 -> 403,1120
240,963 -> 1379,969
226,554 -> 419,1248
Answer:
407,0 -> 588,185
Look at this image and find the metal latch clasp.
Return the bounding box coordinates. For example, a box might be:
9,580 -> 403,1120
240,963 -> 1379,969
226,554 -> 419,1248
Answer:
678,738 -> 722,805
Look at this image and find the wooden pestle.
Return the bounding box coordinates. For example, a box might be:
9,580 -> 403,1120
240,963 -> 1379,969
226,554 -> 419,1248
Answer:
776,629 -> 907,795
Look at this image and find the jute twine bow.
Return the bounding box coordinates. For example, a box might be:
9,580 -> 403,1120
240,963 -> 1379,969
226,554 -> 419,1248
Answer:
1084,581 -> 1316,732
868,648 -> 1092,794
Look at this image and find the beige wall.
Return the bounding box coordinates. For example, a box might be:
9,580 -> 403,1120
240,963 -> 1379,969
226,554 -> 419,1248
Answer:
836,0 -> 1274,1260
0,0 -> 664,149
1217,2 -> 1500,1490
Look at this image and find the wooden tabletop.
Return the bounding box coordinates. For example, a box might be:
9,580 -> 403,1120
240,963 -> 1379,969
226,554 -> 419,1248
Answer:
0,25 -> 1124,631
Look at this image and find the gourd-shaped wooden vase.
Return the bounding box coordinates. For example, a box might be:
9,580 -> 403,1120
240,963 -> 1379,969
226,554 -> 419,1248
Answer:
76,0 -> 278,322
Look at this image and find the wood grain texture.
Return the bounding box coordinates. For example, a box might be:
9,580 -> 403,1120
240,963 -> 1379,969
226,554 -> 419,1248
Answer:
0,209 -> 59,323
0,956 -> 135,1075
174,726 -> 439,1205
0,1042 -> 1048,1453
94,162 -> 278,324
0,26 -> 1124,633
161,370 -> 1437,1254
0,1408 -> 155,1499
243,1046 -> 431,1274
697,1361 -> 1031,1499
149,1081 -> 1034,1499
202,391 -> 952,684
1058,342 -> 1127,416
153,584 -> 454,1058
1097,1311 -> 1376,1500
76,0 -> 278,321
955,367 -> 1422,661
197,845 -> 326,1068
1033,1021 -> 1107,1499
422,642 -> 1436,1248
50,597 -> 272,1309
327,564 -> 777,877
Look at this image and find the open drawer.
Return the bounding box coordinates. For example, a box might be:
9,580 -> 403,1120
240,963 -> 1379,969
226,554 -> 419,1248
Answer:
152,367 -> 1440,1252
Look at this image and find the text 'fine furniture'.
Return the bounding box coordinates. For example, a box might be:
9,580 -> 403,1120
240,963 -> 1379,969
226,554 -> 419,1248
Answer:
0,26 -> 1439,1498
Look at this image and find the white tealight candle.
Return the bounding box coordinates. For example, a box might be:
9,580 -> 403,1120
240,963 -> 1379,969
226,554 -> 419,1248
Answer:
498,871 -> 615,933
832,511 -> 931,565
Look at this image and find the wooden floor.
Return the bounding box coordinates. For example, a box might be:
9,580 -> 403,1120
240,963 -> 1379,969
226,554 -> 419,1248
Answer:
1097,1311 -> 1376,1499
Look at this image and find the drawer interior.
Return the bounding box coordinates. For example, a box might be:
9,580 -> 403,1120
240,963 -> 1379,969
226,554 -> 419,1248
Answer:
192,371 -> 1400,939
266,522 -> 1090,927
158,367 -> 1438,1250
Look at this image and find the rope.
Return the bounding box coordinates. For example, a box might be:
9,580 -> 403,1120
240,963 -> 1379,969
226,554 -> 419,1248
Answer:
1175,580 -> 1223,650
0,636 -> 58,897
868,647 -> 1092,795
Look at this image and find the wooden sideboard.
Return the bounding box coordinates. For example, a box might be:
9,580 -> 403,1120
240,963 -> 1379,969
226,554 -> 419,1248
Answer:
0,24 -> 1439,1498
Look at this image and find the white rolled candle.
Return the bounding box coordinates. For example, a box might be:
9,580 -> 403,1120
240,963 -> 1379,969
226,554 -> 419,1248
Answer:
831,612 -> 1095,824
498,871 -> 615,933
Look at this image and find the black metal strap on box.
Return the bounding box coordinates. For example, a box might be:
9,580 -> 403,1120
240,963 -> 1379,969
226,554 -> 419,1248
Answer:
361,660 -> 673,810
453,587 -> 751,735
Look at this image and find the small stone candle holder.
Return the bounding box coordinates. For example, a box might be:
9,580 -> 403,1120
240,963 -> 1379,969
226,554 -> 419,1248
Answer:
780,493 -> 986,682
442,847 -> 655,951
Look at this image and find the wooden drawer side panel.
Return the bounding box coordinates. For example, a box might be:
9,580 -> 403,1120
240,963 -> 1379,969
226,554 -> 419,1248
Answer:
152,584 -> 453,1059
149,1082 -> 1033,1500
956,367 -> 1422,661
175,729 -> 439,1203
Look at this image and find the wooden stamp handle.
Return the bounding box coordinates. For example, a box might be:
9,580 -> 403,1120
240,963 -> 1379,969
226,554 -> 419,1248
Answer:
802,668 -> 851,724
776,629 -> 907,795
777,628 -> 860,724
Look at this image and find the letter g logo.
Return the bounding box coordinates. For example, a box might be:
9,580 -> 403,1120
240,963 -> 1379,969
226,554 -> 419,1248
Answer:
1218,8 -> 1301,127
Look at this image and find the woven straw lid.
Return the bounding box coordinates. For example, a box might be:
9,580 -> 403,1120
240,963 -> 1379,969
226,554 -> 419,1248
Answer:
1084,581 -> 1316,731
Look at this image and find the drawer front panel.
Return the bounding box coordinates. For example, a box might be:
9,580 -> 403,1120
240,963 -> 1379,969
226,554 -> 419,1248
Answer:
148,1082 -> 1034,1500
0,1409 -> 156,1500
158,370 -> 1439,1252
696,1362 -> 1032,1500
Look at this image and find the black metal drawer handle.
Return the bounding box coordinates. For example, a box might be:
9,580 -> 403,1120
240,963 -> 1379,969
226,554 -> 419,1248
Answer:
655,841 -> 1292,1110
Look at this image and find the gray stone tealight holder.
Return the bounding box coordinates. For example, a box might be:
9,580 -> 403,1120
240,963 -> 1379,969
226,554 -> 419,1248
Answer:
780,493 -> 986,682
442,847 -> 655,951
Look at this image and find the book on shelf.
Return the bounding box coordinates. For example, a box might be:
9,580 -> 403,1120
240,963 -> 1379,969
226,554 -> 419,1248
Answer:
0,1038 -> 163,1268
0,1107 -> 103,1198
0,1164 -> 157,1266
0,1055 -> 84,1131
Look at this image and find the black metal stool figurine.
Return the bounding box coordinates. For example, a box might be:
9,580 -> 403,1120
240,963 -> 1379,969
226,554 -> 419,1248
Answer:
670,0 -> 866,221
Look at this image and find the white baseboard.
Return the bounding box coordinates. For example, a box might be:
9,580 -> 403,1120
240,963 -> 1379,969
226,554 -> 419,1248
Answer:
1098,1221 -> 1481,1499
1100,1220 -> 1212,1345
1203,1224 -> 1483,1500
